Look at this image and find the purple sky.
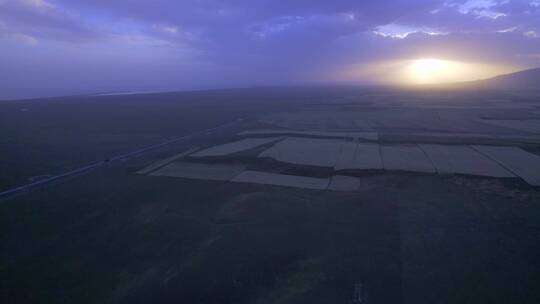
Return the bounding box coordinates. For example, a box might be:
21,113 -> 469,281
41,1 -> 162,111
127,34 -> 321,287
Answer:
1,0 -> 539,98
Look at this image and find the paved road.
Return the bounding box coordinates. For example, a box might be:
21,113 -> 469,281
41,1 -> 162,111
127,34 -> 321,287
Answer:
0,118 -> 243,200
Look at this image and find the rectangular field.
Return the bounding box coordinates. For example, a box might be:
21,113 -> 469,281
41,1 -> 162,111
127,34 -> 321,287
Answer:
335,142 -> 383,170
473,145 -> 540,186
420,144 -> 514,177
380,145 -> 436,173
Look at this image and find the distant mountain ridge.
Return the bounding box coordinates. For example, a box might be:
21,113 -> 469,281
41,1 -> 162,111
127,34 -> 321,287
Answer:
458,67 -> 540,90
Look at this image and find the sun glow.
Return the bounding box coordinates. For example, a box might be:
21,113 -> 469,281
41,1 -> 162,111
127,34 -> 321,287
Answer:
338,59 -> 519,85
405,58 -> 465,84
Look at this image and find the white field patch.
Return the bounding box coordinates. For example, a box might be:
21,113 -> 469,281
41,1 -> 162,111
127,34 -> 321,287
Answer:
480,119 -> 540,134
380,145 -> 436,173
327,175 -> 363,191
191,137 -> 282,157
232,171 -> 330,190
353,143 -> 383,170
473,146 -> 540,186
334,141 -> 358,170
335,142 -> 383,170
259,137 -> 342,167
150,162 -> 246,181
420,144 -> 514,177
240,129 -> 379,140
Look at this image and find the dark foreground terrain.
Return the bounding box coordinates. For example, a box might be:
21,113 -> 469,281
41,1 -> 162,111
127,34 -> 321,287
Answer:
1,87 -> 540,304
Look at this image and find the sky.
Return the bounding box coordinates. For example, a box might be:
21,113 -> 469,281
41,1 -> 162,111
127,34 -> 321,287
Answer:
1,0 -> 539,98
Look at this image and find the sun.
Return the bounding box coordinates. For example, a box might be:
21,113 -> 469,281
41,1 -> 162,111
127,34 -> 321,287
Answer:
341,58 -> 518,85
405,58 -> 462,84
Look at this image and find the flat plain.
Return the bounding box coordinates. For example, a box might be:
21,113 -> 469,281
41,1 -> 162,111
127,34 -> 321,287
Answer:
1,87 -> 540,304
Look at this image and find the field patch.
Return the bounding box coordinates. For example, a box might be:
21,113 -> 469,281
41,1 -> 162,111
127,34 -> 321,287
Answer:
150,162 -> 246,181
334,141 -> 358,170
334,142 -> 384,171
420,144 -> 514,178
142,138 -> 540,187
473,145 -> 540,186
381,145 -> 436,173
